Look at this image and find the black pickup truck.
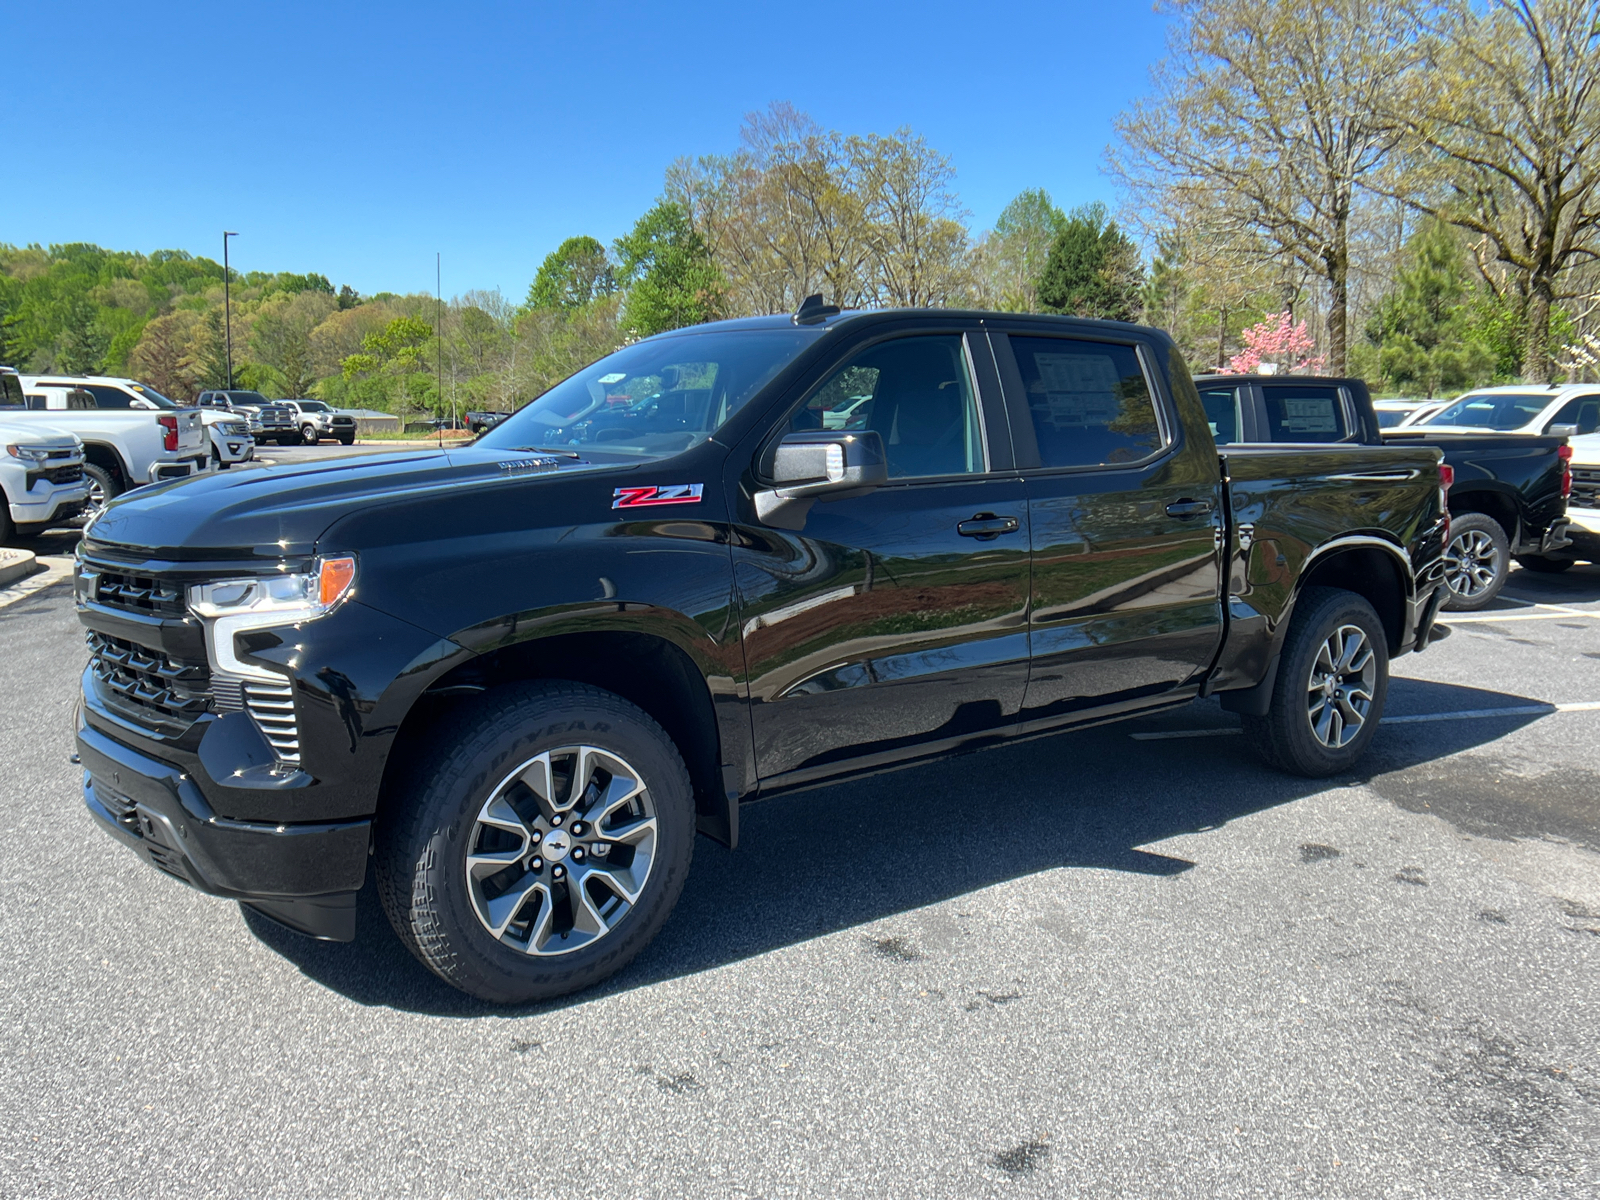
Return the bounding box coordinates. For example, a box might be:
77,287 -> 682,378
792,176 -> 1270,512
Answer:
1194,374 -> 1572,610
73,308 -> 1448,1002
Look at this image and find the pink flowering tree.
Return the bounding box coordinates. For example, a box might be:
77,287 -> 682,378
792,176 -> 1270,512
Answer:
1228,312 -> 1325,374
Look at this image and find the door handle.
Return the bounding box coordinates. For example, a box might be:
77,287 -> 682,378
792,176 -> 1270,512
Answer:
957,514 -> 1020,539
1165,499 -> 1214,519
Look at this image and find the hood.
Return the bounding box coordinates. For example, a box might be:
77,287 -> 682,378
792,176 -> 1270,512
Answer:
0,420 -> 80,448
85,446 -> 621,560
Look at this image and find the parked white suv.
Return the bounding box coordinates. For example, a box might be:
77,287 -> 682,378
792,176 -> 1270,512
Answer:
1560,431 -> 1600,567
1413,384 -> 1600,436
0,374 -> 90,541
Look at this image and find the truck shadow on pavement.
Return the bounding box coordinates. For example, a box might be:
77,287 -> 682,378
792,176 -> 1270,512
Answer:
244,675 -> 1567,1016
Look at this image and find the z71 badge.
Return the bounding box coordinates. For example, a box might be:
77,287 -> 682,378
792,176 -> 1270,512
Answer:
612,484 -> 704,509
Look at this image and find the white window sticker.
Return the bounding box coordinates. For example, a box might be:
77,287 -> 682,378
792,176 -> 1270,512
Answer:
1031,353 -> 1123,429
1284,397 -> 1338,433
598,372 -> 627,384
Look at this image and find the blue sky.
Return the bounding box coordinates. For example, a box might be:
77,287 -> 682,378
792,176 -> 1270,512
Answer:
4,1 -> 1170,300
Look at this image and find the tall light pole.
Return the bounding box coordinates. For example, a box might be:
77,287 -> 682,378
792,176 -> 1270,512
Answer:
223,231 -> 238,389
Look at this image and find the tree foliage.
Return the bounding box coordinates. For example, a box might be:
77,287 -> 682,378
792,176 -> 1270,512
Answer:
1036,202 -> 1144,322
526,236 -> 617,312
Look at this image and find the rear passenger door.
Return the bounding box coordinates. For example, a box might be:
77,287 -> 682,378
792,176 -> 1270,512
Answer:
991,329 -> 1226,723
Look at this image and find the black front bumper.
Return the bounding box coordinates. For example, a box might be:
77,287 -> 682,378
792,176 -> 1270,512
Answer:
77,712 -> 370,940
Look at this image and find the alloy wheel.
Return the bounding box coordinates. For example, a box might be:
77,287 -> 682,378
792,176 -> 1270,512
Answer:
1444,529 -> 1501,601
1305,624 -> 1376,749
466,745 -> 658,956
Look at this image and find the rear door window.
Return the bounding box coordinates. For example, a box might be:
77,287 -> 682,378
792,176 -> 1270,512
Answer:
1005,336 -> 1165,468
83,385 -> 132,409
1259,385 -> 1351,443
1547,395 -> 1600,435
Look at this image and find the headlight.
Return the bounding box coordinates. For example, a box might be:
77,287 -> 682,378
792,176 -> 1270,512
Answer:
6,444 -> 52,463
187,556 -> 356,679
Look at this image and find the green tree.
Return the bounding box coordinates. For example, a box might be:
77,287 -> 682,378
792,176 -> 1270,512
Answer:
340,315 -> 437,416
614,202 -> 727,337
973,188 -> 1067,311
1037,202 -> 1144,322
1364,220 -> 1495,396
526,236 -> 617,311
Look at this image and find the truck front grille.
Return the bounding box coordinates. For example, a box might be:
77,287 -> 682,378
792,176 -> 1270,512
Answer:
94,571 -> 187,618
86,631 -> 211,726
34,464 -> 83,486
1572,468 -> 1599,509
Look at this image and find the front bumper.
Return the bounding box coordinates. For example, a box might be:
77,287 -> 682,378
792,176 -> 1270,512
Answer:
77,711 -> 370,939
1562,507 -> 1600,560
11,482 -> 89,527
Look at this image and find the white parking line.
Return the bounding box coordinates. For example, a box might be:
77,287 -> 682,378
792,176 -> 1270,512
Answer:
1444,606 -> 1600,624
1129,700 -> 1600,740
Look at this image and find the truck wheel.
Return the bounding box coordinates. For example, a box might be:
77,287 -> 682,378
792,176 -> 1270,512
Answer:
337,434 -> 355,446
79,463 -> 120,521
1243,586 -> 1390,778
1515,554 -> 1575,575
375,681 -> 696,1003
301,424 -> 320,445
1441,513 -> 1509,610
276,435 -> 298,447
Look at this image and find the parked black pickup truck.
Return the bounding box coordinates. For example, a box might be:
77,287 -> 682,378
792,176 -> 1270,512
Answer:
1194,374 -> 1572,610
73,308 -> 1448,1002
465,409 -> 510,434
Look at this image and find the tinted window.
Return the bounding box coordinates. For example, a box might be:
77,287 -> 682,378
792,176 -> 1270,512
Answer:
1549,396 -> 1600,435
1197,385 -> 1242,444
1,375 -> 23,408
1423,392 -> 1551,431
1260,385 -> 1349,442
224,391 -> 271,406
1009,336 -> 1162,468
791,335 -> 982,478
126,382 -> 178,408
83,385 -> 132,409
1375,408 -> 1410,428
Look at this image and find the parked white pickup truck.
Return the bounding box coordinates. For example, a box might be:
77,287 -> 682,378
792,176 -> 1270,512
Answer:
9,373 -> 208,515
0,376 -> 90,541
22,374 -> 253,469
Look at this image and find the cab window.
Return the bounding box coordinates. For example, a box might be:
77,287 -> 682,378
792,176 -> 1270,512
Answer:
1548,395 -> 1600,435
790,335 -> 983,478
1007,336 -> 1164,468
1259,384 -> 1350,443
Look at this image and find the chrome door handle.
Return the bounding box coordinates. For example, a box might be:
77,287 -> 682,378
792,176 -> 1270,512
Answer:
1165,499 -> 1214,518
957,514 -> 1020,539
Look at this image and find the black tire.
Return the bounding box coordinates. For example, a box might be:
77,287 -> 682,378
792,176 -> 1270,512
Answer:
1242,586 -> 1390,778
301,424 -> 320,445
79,463 -> 120,522
1515,554 -> 1576,575
375,681 -> 696,1003
337,434 -> 355,446
1441,513 -> 1510,611
276,435 -> 298,447
0,503 -> 14,546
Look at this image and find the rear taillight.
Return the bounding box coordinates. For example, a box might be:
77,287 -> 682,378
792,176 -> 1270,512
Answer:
1438,463 -> 1453,537
158,414 -> 179,452
1558,444 -> 1573,499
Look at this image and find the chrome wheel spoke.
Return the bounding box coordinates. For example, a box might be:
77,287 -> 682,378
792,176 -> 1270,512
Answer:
1305,623 -> 1378,750
466,742 -> 657,957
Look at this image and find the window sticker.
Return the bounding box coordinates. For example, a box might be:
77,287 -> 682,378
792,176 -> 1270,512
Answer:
1283,397 -> 1338,433
1030,352 -> 1123,428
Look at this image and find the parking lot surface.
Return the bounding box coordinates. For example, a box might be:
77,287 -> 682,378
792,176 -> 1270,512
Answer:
2,549 -> 1597,1198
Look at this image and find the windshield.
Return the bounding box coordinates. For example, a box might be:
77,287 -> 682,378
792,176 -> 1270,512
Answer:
1421,392 -> 1552,431
227,391 -> 272,406
1376,408 -> 1411,428
295,400 -> 331,412
1,374 -> 23,409
126,382 -> 179,409
477,327 -> 820,458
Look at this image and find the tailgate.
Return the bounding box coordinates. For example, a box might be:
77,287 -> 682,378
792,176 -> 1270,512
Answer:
176,409 -> 204,451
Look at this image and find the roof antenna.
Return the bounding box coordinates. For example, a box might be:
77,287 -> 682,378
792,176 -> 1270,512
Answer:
793,294 -> 840,325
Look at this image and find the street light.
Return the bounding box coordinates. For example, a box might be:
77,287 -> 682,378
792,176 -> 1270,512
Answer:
223,231 -> 238,389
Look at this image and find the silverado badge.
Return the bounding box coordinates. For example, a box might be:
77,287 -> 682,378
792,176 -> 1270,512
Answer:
612,484 -> 704,509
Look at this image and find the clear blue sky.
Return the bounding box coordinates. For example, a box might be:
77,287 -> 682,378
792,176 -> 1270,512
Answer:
4,0 -> 1170,300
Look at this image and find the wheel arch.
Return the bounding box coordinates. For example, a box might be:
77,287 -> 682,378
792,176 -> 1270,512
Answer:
1447,484 -> 1520,546
378,622 -> 735,848
79,441 -> 131,490
1294,537 -> 1412,656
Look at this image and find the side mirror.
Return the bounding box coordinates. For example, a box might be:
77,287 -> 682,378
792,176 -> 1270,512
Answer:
1549,423 -> 1578,439
754,430 -> 888,530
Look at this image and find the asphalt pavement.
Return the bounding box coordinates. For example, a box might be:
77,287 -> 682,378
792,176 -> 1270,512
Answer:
1,552 -> 1597,1198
